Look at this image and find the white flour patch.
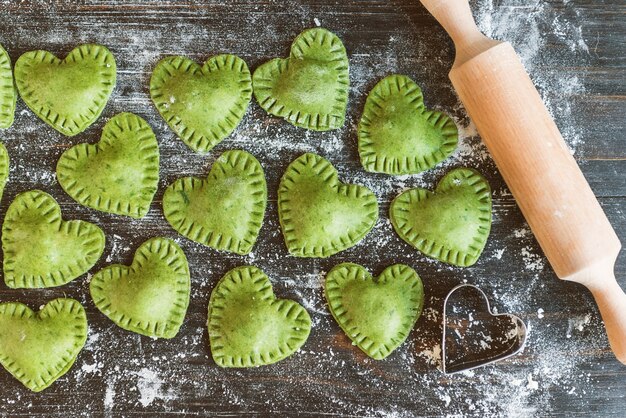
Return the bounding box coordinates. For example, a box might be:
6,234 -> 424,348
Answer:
566,314 -> 592,338
520,246 -> 545,272
512,227 -> 531,239
440,393 -> 451,407
104,377 -> 116,412
84,332 -> 101,350
491,248 -> 506,260
80,361 -> 101,375
105,234 -> 126,262
133,368 -> 178,407
417,344 -> 441,367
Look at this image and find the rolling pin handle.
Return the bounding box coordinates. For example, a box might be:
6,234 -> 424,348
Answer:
587,274 -> 626,364
419,0 -> 499,65
419,0 -> 479,40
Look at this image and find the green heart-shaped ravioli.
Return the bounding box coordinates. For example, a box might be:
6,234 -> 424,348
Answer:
253,27 -> 349,131
208,266 -> 311,367
358,75 -> 458,174
390,168 -> 492,267
0,43 -> 16,129
150,54 -> 252,153
90,237 -> 190,339
0,298 -> 87,392
0,142 -> 9,202
163,150 -> 266,255
2,190 -> 106,288
14,44 -> 116,136
325,263 -> 424,360
57,112 -> 159,218
278,153 -> 378,257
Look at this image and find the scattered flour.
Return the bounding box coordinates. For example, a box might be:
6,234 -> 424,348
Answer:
0,0 -> 608,416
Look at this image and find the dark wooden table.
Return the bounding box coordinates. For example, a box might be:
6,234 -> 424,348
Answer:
0,1 -> 624,416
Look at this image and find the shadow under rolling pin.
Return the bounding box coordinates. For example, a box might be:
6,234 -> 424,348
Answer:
419,0 -> 626,364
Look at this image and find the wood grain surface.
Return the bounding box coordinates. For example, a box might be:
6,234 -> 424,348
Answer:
0,0 -> 624,416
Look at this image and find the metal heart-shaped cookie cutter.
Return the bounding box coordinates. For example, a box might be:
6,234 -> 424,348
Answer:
442,284 -> 528,374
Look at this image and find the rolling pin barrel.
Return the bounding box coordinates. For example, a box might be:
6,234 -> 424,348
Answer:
450,43 -> 621,279
420,0 -> 626,364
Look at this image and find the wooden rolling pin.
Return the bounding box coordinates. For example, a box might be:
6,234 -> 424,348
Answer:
420,0 -> 626,364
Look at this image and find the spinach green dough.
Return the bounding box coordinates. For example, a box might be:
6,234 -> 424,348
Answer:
208,266 -> 311,367
278,153 -> 378,257
253,27 -> 349,130
325,263 -> 424,360
390,168 -> 492,267
163,150 -> 267,255
0,298 -> 88,392
56,112 -> 159,219
0,43 -> 16,129
150,54 -> 252,153
358,74 -> 458,174
14,44 -> 116,136
2,190 -> 105,288
90,237 -> 190,339
0,142 -> 9,202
